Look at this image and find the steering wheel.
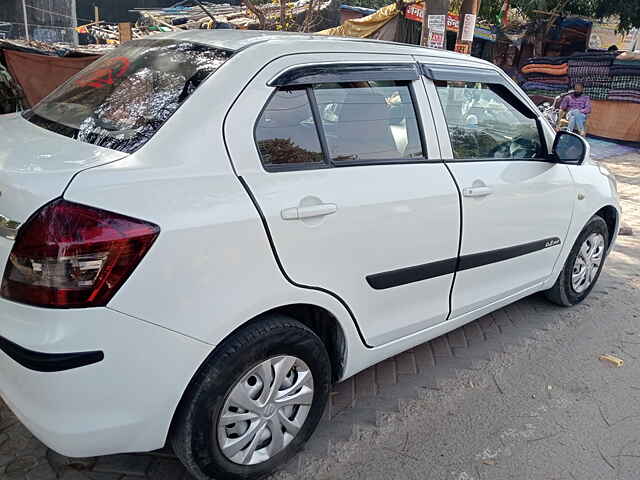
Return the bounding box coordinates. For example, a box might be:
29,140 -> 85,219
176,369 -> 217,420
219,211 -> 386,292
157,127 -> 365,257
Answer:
486,135 -> 538,159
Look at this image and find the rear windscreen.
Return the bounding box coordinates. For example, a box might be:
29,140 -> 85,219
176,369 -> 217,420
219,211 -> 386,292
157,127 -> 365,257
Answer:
24,40 -> 231,154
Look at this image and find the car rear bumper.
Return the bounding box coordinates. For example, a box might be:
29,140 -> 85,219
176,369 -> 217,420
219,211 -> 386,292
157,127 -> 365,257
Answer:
0,299 -> 212,457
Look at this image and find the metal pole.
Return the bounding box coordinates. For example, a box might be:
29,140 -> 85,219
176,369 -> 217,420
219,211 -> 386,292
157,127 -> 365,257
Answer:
70,0 -> 79,46
421,0 -> 450,48
21,0 -> 30,41
194,0 -> 217,23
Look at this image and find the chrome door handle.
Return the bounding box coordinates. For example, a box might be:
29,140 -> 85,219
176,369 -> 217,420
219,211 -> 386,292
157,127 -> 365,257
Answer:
281,203 -> 337,220
462,186 -> 493,197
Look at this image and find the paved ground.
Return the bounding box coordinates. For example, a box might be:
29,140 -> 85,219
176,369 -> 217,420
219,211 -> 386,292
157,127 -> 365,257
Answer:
1,152 -> 639,480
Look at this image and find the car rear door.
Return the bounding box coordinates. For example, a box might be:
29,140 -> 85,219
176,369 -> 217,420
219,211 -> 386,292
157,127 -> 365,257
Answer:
225,53 -> 461,347
417,62 -> 575,319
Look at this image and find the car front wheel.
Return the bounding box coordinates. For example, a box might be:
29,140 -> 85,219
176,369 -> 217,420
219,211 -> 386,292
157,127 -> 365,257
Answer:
171,315 -> 331,480
545,215 -> 609,307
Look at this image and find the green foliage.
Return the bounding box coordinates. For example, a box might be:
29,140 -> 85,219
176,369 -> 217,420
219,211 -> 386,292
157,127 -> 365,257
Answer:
480,0 -> 640,30
335,0 -> 639,30
344,0 -> 395,10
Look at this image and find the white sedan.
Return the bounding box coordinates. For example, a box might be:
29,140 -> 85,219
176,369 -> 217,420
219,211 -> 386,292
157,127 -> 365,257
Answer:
0,30 -> 619,479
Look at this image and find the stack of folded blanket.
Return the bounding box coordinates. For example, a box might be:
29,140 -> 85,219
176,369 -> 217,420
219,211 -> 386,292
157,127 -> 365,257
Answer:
567,53 -> 616,100
607,74 -> 640,103
519,52 -> 640,104
521,63 -> 569,76
610,58 -> 640,77
520,57 -> 569,96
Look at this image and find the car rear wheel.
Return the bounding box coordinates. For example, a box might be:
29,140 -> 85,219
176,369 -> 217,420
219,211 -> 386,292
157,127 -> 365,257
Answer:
171,315 -> 331,480
545,215 -> 609,307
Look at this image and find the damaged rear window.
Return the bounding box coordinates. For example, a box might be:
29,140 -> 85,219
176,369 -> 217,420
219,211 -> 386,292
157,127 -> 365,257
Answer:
24,40 -> 231,154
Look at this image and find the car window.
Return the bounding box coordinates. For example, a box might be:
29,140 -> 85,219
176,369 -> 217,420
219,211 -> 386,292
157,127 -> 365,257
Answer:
435,81 -> 543,160
313,81 -> 424,163
255,88 -> 325,168
25,40 -> 231,154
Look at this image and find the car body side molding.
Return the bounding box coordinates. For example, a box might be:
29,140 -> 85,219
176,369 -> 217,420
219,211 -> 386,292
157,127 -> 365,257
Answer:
0,335 -> 104,372
367,237 -> 562,290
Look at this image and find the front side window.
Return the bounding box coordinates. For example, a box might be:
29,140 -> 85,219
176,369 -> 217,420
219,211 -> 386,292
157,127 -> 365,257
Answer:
435,81 -> 543,160
25,40 -> 231,154
313,81 -> 424,162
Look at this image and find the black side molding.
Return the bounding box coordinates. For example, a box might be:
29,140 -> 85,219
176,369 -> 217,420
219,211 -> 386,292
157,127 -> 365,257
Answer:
458,237 -> 561,271
367,237 -> 561,290
367,258 -> 457,290
0,335 -> 104,372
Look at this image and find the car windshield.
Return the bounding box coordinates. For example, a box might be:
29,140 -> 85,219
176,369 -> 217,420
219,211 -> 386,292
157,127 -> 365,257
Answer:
24,39 -> 231,154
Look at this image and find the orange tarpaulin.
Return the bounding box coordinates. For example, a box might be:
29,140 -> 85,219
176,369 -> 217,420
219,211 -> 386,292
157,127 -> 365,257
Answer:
3,50 -> 100,107
589,100 -> 640,142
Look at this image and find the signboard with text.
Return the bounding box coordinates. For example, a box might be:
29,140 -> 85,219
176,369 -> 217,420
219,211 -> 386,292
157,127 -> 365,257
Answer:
589,22 -> 639,50
428,31 -> 445,48
404,4 -> 495,42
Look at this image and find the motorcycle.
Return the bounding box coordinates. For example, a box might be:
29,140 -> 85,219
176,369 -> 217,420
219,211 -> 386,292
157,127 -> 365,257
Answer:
537,90 -> 575,131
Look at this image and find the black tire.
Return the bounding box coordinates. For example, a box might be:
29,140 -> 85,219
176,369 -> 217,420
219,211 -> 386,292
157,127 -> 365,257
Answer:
545,215 -> 609,307
171,315 -> 331,480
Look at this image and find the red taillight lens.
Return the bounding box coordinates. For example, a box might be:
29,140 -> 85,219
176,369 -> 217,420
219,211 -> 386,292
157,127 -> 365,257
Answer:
1,199 -> 159,308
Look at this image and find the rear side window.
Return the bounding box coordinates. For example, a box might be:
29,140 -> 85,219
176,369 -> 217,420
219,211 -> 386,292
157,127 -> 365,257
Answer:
255,79 -> 426,170
25,40 -> 231,154
255,88 -> 325,168
435,81 -> 543,160
313,81 -> 424,163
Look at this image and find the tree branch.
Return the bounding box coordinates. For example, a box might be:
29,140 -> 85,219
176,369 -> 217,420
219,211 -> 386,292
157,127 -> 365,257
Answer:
244,0 -> 267,28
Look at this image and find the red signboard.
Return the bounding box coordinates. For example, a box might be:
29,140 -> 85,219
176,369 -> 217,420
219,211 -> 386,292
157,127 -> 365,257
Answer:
405,4 -> 460,32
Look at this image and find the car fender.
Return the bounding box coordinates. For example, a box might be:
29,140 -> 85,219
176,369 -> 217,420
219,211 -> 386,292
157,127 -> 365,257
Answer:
542,160 -> 620,290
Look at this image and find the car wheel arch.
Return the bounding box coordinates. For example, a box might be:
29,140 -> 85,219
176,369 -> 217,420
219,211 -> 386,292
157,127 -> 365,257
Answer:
167,302 -> 347,443
594,204 -> 619,249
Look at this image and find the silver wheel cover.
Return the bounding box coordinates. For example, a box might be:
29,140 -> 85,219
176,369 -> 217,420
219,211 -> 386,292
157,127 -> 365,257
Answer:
216,355 -> 314,465
571,232 -> 605,294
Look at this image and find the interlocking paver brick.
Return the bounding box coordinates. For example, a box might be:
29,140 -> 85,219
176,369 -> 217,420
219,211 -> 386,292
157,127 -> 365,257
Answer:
412,343 -> 435,372
375,359 -> 397,385
395,351 -> 417,375
146,458 -> 186,480
86,472 -> 124,480
491,309 -> 512,331
463,323 -> 484,343
430,336 -> 452,358
447,328 -> 468,349
330,377 -> 355,417
93,455 -> 151,477
25,462 -> 57,480
354,368 -> 377,398
478,314 -> 500,337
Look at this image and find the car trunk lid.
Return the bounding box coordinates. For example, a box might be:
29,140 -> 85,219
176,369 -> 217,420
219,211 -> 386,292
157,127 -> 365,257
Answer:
0,112 -> 126,263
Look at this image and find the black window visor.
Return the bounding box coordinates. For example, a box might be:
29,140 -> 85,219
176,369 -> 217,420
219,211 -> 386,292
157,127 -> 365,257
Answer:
269,63 -> 420,87
422,64 -> 536,119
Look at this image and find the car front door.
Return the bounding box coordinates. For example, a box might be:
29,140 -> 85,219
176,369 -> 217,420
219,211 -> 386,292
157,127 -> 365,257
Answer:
225,54 -> 461,347
418,63 -> 575,319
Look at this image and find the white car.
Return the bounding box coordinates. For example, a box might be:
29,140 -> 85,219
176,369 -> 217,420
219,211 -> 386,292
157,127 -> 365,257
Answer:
0,31 -> 619,479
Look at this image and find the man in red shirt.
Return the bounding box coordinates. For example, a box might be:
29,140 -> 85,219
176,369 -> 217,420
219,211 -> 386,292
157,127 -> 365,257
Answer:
559,83 -> 592,137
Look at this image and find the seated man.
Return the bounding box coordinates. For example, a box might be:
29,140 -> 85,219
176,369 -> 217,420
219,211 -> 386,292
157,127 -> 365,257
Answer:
559,83 -> 591,136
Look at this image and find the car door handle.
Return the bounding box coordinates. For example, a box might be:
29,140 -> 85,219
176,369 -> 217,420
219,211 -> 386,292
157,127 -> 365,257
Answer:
281,203 -> 338,220
462,186 -> 493,197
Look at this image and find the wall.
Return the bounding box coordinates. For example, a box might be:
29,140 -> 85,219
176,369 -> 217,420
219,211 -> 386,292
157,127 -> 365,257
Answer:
0,0 -> 74,42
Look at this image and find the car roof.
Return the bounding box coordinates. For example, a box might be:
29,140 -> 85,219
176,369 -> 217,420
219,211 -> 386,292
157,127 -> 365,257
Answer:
151,29 -> 492,67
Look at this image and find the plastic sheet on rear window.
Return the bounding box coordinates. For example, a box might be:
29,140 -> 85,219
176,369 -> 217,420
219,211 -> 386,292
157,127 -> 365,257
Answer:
24,40 -> 231,154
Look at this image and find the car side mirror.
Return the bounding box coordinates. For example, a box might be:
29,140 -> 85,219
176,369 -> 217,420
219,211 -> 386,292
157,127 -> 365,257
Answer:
552,131 -> 587,165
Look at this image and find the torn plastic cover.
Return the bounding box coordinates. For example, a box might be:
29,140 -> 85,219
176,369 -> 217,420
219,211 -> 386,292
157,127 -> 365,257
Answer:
24,40 -> 231,154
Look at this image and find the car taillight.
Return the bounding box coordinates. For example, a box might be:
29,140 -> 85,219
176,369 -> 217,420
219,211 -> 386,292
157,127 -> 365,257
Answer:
1,199 -> 159,308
